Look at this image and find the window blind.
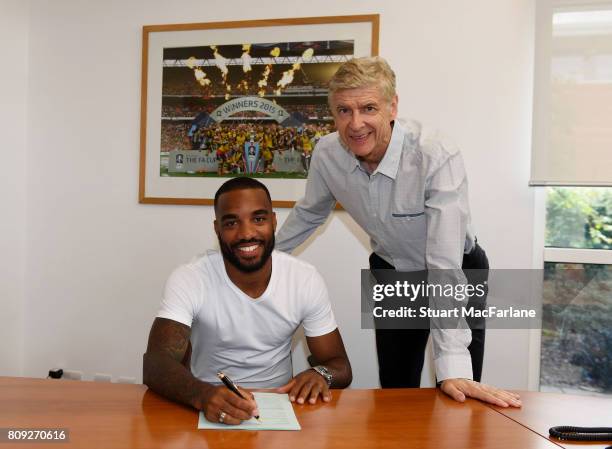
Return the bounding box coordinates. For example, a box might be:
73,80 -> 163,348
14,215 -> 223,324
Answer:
531,0 -> 612,186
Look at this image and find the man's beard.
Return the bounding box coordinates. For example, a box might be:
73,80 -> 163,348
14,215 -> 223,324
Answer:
218,234 -> 275,273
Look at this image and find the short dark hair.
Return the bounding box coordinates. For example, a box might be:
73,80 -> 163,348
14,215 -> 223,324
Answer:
214,177 -> 272,211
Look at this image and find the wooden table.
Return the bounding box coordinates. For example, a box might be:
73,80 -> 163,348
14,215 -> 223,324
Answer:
0,377 -> 610,449
489,391 -> 612,449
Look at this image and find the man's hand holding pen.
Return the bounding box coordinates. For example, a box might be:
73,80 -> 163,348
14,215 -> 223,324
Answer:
202,375 -> 260,426
201,384 -> 259,425
276,369 -> 332,405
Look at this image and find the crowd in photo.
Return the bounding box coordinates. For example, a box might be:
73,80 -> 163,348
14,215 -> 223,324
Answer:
161,121 -> 333,175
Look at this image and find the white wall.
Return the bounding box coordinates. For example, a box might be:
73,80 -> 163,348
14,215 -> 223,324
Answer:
0,0 -> 28,376
15,0 -> 535,389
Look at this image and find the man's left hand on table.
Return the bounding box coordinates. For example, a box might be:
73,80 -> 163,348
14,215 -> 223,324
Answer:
276,370 -> 332,405
441,378 -> 522,407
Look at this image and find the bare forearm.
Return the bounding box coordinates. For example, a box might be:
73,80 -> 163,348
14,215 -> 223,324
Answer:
143,351 -> 213,410
328,356 -> 352,388
306,356 -> 351,388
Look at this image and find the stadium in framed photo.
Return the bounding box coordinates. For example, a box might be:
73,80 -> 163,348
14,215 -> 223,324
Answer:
139,15 -> 379,206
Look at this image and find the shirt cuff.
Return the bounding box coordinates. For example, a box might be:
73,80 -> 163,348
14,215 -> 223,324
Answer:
435,354 -> 473,382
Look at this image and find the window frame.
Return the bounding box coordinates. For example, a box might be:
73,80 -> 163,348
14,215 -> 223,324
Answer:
528,187 -> 612,391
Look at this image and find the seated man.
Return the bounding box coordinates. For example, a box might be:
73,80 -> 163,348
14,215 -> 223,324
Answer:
143,177 -> 352,425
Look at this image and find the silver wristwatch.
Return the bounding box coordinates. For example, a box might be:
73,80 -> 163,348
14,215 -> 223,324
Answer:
311,365 -> 332,387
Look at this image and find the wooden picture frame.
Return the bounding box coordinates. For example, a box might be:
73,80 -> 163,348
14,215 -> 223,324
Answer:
139,15 -> 379,206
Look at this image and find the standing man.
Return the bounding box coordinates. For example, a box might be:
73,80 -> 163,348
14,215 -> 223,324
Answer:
144,177 -> 352,425
276,57 -> 520,407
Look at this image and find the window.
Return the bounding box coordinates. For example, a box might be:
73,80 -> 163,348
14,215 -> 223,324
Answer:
539,187 -> 612,396
533,0 -> 612,396
546,187 -> 612,249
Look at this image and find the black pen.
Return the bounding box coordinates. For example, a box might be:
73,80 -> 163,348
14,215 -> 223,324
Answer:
216,371 -> 261,421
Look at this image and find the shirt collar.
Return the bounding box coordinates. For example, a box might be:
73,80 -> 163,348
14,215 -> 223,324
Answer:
348,121 -> 405,179
374,121 -> 405,179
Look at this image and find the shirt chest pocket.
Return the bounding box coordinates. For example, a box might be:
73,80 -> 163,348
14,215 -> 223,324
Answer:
387,210 -> 426,241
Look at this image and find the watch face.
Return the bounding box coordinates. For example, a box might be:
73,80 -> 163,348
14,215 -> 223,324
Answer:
314,366 -> 332,386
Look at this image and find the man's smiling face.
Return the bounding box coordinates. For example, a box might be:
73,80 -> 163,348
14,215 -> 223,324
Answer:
214,188 -> 276,273
330,84 -> 398,169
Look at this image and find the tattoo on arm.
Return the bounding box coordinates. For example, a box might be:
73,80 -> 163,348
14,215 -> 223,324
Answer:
147,318 -> 190,361
143,318 -> 213,410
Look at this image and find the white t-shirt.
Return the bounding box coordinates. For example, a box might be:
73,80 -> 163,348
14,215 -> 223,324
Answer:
156,250 -> 337,388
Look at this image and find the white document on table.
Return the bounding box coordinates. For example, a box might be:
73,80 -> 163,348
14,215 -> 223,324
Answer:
198,392 -> 301,431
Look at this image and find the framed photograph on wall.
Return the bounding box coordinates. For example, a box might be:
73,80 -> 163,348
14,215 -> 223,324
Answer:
139,15 -> 379,206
